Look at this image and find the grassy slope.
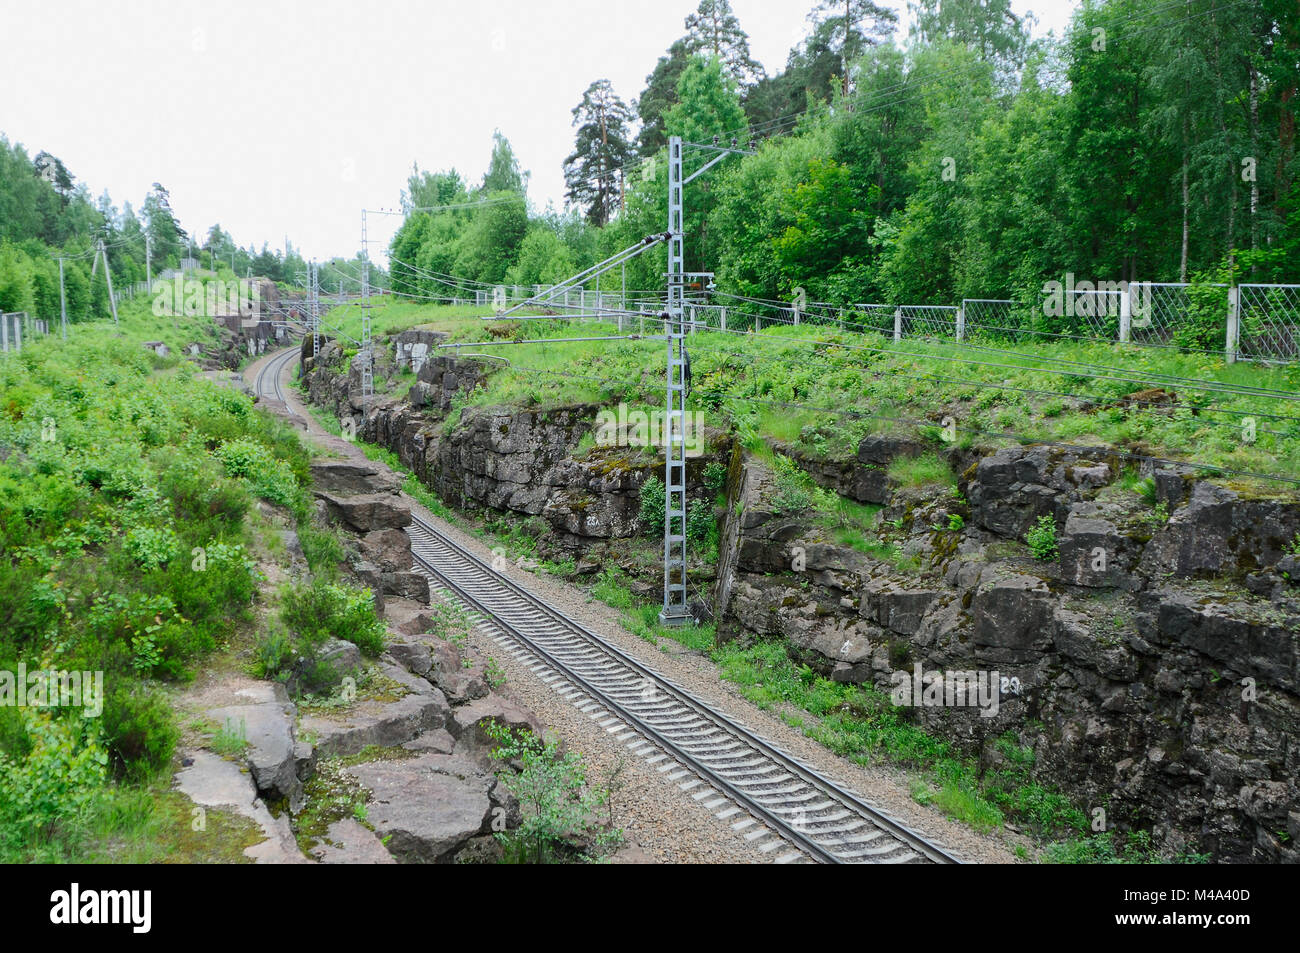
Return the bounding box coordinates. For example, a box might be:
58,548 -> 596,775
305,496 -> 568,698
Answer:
334,298 -> 1300,492
0,281 -> 344,861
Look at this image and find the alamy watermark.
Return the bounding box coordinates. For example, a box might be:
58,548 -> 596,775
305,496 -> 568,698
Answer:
889,663 -> 1021,719
594,402 -> 705,456
152,277 -> 261,324
0,664 -> 103,717
1042,273 -> 1154,325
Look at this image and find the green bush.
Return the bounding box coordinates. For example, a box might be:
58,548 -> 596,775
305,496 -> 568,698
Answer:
1025,515 -> 1059,561
702,460 -> 728,493
0,711 -> 107,854
100,686 -> 178,781
215,437 -> 300,507
769,452 -> 811,512
485,720 -> 616,863
299,524 -> 345,577
123,524 -> 181,570
686,498 -> 715,544
279,579 -> 385,657
639,476 -> 665,536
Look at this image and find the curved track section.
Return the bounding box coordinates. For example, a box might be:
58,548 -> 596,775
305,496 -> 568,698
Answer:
406,513 -> 961,865
253,346 -> 299,402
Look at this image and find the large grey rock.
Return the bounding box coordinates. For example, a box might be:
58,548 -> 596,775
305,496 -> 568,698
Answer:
356,528 -> 414,572
968,564 -> 1055,657
1058,502 -> 1146,590
387,638 -> 433,678
206,684 -> 305,811
316,491 -> 412,532
312,818 -> 397,864
1142,482 -> 1300,578
1052,608 -> 1140,680
173,749 -> 309,864
448,694 -> 546,757
346,753 -> 493,863
1143,587 -> 1300,694
861,578 -> 940,636
301,672 -> 450,759
968,446 -> 1062,540
309,460 -> 401,496
380,570 -> 430,602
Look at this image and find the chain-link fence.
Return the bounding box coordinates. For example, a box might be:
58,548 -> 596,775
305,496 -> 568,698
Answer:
459,279 -> 1300,365
1238,284 -> 1300,363
898,304 -> 958,340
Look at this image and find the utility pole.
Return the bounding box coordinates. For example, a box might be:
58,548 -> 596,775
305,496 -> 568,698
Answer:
661,136 -> 689,626
311,261 -> 320,360
58,257 -> 68,340
659,135 -> 754,627
97,239 -> 119,325
145,234 -> 152,290
359,211 -> 373,400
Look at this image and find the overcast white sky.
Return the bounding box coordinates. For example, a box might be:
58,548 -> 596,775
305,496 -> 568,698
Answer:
1,0 -> 1077,264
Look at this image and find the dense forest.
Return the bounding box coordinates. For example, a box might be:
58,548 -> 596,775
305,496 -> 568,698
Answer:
390,0 -> 1300,311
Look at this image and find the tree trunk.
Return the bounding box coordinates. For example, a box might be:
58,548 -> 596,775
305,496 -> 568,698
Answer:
1249,61 -> 1260,264
1181,99 -> 1190,282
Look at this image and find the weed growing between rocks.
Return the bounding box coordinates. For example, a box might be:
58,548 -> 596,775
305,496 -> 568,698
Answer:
1025,515 -> 1059,561
485,721 -> 622,863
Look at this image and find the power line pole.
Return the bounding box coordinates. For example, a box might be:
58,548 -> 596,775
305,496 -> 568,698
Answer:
661,135 -> 689,627
97,239 -> 119,326
145,234 -> 152,290
311,260 -> 320,361
658,135 -> 753,627
360,211 -> 373,400
58,257 -> 68,340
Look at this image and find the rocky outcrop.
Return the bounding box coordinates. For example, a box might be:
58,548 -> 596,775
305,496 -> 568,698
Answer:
715,445 -> 1300,863
303,345 -> 723,551
298,323 -> 1300,862
308,459 -> 428,604
318,607 -> 546,864
205,682 -> 314,813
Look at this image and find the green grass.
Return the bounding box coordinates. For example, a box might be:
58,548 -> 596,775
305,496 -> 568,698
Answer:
709,639 -> 1107,845
211,717 -> 250,759
887,452 -> 957,489
367,301 -> 1300,490
591,567 -> 636,611
622,604 -> 716,652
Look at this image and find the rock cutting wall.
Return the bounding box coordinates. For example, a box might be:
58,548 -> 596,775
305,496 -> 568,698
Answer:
301,330 -> 1300,862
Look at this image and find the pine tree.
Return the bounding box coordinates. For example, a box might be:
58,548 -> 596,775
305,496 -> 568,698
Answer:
684,0 -> 765,87
564,80 -> 636,226
809,0 -> 897,98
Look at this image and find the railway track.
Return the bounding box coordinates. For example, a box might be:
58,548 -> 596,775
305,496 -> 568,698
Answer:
252,346 -> 298,402
405,513 -> 961,865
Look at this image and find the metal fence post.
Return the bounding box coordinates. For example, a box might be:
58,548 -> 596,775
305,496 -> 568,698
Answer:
1226,286 -> 1240,364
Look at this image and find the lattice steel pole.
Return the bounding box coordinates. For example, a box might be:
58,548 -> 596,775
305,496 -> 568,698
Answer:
311,261 -> 320,360
360,211 -> 374,400
660,136 -> 690,627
